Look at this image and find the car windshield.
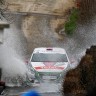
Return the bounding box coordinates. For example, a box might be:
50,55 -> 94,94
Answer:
31,53 -> 68,62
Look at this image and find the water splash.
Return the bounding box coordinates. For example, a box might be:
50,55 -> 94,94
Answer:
0,16 -> 29,86
0,45 -> 28,86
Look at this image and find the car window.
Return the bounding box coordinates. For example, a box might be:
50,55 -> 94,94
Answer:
31,53 -> 68,62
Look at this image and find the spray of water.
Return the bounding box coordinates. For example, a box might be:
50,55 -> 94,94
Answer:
0,45 -> 28,86
0,16 -> 29,86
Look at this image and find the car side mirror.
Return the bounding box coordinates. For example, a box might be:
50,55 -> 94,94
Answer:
70,59 -> 78,69
70,60 -> 75,64
25,60 -> 29,64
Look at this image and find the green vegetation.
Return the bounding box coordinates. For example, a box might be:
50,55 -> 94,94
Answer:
65,8 -> 79,35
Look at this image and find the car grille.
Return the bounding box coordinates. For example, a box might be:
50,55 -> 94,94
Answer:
36,72 -> 62,82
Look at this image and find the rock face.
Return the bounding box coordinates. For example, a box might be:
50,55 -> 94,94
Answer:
77,0 -> 96,23
62,46 -> 96,96
7,0 -> 75,42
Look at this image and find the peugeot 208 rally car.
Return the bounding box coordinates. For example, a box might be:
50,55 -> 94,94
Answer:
29,48 -> 70,82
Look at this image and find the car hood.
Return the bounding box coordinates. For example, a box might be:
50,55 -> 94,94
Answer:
31,62 -> 69,72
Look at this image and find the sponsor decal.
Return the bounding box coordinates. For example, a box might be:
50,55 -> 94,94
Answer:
35,66 -> 64,70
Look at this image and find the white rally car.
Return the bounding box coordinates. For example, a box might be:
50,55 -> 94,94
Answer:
29,47 -> 70,82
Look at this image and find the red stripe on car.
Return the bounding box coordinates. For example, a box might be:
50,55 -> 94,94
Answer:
35,66 -> 64,70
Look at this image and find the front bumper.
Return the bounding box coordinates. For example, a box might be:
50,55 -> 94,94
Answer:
34,71 -> 63,82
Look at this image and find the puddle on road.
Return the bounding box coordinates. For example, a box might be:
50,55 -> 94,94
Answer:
36,82 -> 61,93
5,82 -> 62,96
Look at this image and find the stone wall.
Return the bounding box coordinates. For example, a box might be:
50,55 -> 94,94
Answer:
0,20 -> 9,43
7,0 -> 75,13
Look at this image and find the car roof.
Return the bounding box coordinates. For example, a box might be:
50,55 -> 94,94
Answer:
33,47 -> 66,54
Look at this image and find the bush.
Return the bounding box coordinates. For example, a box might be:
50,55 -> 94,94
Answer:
65,8 -> 79,35
62,46 -> 96,96
65,21 -> 76,35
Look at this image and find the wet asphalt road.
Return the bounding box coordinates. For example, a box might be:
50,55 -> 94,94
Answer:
5,82 -> 62,96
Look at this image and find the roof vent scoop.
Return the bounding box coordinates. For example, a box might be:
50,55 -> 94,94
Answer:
46,48 -> 53,51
